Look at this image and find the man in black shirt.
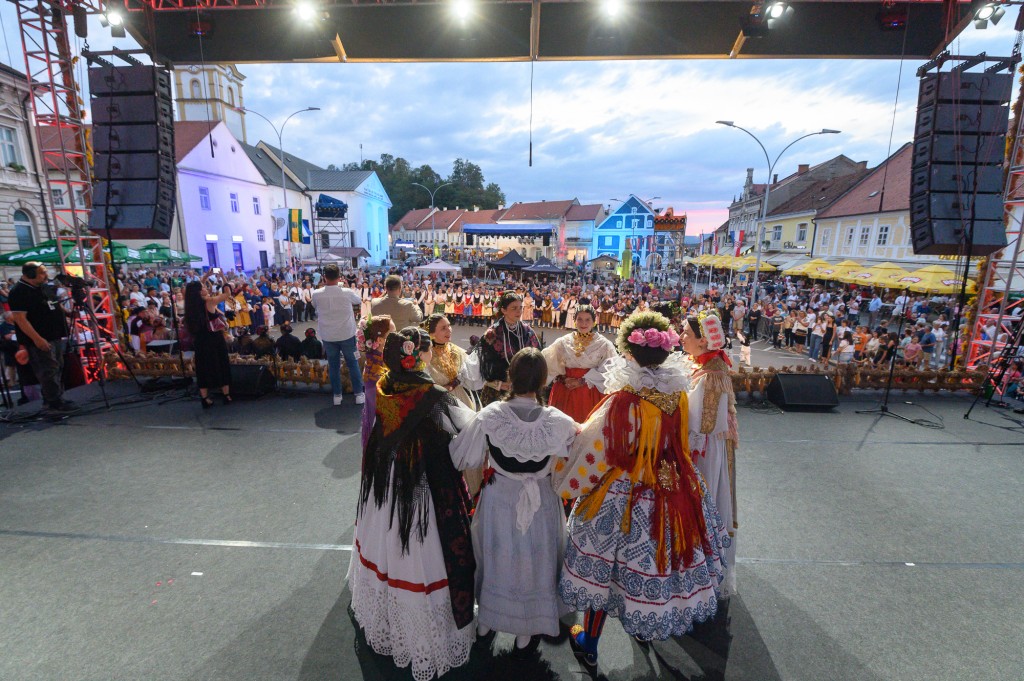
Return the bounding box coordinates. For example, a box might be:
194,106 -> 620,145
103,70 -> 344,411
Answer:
7,262 -> 76,412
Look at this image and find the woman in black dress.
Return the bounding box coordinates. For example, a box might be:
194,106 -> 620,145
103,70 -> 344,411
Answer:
184,273 -> 234,408
477,291 -> 541,406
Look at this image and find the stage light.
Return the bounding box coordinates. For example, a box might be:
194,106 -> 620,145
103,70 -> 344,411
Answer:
974,3 -> 1005,29
293,1 -> 318,22
452,0 -> 473,22
105,8 -> 124,27
767,2 -> 787,20
602,0 -> 624,19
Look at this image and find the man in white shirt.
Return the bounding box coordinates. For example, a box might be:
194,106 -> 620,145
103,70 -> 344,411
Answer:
310,263 -> 364,406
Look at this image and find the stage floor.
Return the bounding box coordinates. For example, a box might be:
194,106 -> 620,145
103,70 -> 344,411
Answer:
1,381 -> 1022,681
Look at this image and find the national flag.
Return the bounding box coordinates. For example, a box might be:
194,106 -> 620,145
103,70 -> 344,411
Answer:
272,208 -> 304,243
713,237 -> 719,255
735,230 -> 744,257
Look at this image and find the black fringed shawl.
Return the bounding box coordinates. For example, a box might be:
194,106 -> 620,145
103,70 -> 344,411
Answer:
357,369 -> 476,628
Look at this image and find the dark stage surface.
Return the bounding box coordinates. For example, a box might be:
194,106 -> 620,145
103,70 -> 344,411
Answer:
1,381 -> 1022,680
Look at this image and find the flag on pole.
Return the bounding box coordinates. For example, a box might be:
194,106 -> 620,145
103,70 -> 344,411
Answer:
433,242 -> 441,258
735,230 -> 744,257
272,208 -> 304,242
713,236 -> 719,255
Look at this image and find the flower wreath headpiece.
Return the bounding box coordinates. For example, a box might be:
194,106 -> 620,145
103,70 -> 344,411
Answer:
627,326 -> 679,352
696,308 -> 726,351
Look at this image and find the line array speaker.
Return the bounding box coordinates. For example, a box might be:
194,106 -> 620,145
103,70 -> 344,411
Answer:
88,65 -> 176,240
910,71 -> 1010,256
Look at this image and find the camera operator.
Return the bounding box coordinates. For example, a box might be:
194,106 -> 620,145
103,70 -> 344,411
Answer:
7,262 -> 77,413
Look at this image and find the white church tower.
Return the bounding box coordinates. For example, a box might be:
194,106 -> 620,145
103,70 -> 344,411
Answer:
173,64 -> 247,143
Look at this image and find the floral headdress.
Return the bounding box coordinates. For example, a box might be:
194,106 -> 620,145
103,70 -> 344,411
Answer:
627,327 -> 679,352
695,309 -> 726,351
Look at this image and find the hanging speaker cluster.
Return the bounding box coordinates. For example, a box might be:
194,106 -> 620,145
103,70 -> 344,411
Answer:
88,65 -> 176,240
909,70 -> 1011,256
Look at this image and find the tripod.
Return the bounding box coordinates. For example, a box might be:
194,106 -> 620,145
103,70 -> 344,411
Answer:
856,288 -> 920,425
69,293 -> 142,410
964,317 -> 1024,419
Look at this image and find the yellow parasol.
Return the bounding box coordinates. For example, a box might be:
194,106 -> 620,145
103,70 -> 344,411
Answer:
818,260 -> 863,281
733,256 -> 777,272
841,262 -> 911,287
895,265 -> 978,294
783,258 -> 832,277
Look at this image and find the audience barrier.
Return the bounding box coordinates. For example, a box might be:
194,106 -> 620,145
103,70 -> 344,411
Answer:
103,352 -> 983,400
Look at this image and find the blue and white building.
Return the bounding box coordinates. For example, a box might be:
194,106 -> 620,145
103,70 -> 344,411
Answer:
590,195 -> 656,269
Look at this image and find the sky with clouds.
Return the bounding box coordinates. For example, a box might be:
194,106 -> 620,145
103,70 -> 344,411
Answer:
0,5 -> 1018,234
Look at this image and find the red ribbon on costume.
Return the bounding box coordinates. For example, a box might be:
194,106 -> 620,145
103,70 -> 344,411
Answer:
697,349 -> 732,368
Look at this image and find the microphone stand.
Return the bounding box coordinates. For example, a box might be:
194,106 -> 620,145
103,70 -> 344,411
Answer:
856,287 -> 918,424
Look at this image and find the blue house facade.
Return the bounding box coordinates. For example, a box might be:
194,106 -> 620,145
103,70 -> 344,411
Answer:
589,195 -> 656,269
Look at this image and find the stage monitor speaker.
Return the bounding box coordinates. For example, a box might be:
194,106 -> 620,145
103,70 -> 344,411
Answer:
766,373 -> 839,411
465,233 -> 474,246
229,364 -> 277,398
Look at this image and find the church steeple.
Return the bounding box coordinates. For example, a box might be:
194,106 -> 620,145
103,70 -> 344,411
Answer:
173,64 -> 247,142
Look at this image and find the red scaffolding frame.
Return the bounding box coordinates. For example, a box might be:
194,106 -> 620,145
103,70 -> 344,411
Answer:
14,0 -> 120,383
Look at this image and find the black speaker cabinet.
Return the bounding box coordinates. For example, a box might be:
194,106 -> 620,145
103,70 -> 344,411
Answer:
766,373 -> 839,411
465,233 -> 474,246
229,364 -> 277,399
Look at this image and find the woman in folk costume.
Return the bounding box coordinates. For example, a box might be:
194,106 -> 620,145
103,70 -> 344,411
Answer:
450,349 -> 579,655
356,313 -> 395,450
681,310 -> 739,597
555,311 -> 730,669
348,326 -> 476,681
433,286 -> 447,315
542,304 -> 617,423
424,313 -> 486,494
359,281 -> 373,319
477,291 -> 541,407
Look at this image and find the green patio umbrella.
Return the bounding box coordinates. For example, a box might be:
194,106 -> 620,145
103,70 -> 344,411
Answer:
0,238 -> 148,266
138,243 -> 203,264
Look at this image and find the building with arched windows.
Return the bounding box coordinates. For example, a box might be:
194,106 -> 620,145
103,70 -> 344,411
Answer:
173,64 -> 248,144
0,62 -> 51,276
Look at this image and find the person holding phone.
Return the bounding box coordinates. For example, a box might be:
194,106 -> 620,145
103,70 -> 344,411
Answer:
184,271 -> 234,408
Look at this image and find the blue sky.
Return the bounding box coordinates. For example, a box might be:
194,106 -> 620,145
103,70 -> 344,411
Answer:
0,5 -> 1017,233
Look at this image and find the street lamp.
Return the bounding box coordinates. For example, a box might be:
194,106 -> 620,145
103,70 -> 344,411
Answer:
411,182 -> 453,257
716,121 -> 840,304
242,106 -> 320,266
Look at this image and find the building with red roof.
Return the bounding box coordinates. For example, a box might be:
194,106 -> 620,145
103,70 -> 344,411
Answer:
813,143 -> 944,267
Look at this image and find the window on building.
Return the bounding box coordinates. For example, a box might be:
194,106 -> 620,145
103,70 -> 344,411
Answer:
190,79 -> 202,99
1,126 -> 20,166
877,224 -> 890,246
230,192 -> 239,213
797,223 -> 808,242
631,207 -> 638,214
206,242 -> 219,268
631,218 -> 639,229
232,243 -> 244,270
252,196 -> 261,215
199,187 -> 211,211
772,225 -> 782,241
227,88 -> 235,107
257,229 -> 265,242
13,210 -> 33,250
821,229 -> 831,247
846,227 -> 855,245
75,189 -> 86,207
859,226 -> 870,246
51,188 -> 65,207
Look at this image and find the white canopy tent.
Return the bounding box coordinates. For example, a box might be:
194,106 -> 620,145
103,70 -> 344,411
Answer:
414,260 -> 461,273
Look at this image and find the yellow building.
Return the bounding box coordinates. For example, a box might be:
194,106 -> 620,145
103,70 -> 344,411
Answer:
813,143 -> 943,267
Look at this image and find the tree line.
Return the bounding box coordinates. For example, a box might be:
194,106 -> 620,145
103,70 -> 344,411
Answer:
328,155 -> 506,226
